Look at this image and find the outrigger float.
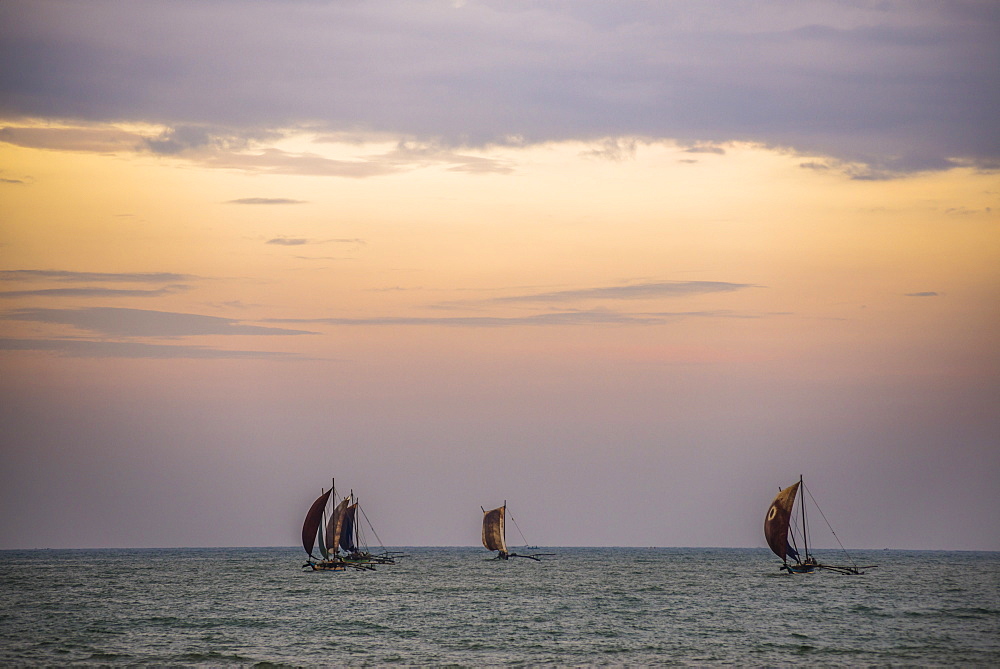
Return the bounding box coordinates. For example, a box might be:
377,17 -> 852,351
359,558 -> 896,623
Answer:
301,480 -> 402,572
764,475 -> 878,575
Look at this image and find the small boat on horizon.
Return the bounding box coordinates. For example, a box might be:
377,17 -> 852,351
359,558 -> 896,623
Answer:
764,475 -> 877,575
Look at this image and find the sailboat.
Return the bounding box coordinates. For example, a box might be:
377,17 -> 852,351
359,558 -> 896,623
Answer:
482,503 -> 509,559
302,487 -> 345,571
764,475 -> 877,575
301,482 -> 397,571
481,502 -> 550,561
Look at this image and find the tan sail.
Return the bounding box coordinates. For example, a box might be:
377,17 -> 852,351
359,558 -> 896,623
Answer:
325,496 -> 351,553
764,481 -> 800,561
482,505 -> 507,554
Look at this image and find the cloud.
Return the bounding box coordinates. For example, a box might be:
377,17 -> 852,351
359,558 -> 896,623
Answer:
377,141 -> 515,174
945,206 -> 993,216
1,307 -> 317,337
266,238 -> 309,246
580,137 -> 638,161
203,142 -> 514,178
144,125 -> 214,154
0,270 -> 196,283
905,291 -> 940,297
2,1 -> 995,172
0,125 -> 144,153
228,198 -> 305,205
0,286 -> 188,299
489,280 -> 757,303
683,145 -> 726,155
847,170 -> 900,182
0,271 -> 196,299
202,147 -> 399,178
266,308 -> 766,328
142,124 -> 271,155
0,337 -> 297,359
267,237 -> 364,247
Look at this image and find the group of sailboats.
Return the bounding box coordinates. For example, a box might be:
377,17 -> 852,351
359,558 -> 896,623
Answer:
301,482 -> 400,571
302,475 -> 876,575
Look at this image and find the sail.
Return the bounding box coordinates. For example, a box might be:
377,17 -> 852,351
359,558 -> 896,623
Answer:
482,505 -> 507,553
764,481 -> 800,561
302,489 -> 333,557
340,504 -> 358,553
325,497 -> 351,553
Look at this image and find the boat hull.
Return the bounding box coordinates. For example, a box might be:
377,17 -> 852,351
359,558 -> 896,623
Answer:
782,563 -> 815,574
308,561 -> 347,572
781,561 -> 870,575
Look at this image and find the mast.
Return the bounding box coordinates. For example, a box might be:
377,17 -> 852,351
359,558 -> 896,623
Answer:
351,491 -> 359,553
502,500 -> 507,558
799,474 -> 809,561
319,487 -> 329,560
332,476 -> 340,560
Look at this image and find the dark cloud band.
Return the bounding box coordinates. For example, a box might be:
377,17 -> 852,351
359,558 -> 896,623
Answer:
1,2 -> 995,173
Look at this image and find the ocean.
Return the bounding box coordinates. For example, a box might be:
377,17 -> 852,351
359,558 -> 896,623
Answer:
1,547 -> 997,666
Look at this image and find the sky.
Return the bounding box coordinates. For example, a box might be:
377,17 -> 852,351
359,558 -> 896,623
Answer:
1,0 -> 998,552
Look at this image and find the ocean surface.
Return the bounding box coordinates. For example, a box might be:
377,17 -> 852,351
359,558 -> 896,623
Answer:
1,547 -> 997,666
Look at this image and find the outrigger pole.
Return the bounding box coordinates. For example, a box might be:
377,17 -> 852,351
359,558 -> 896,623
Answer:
802,482 -> 878,574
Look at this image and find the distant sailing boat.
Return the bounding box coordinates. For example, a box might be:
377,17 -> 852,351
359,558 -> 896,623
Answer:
302,482 -> 398,571
481,502 -> 550,561
764,475 -> 876,575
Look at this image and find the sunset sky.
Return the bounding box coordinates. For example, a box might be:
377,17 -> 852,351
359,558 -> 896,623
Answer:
1,1 -> 998,551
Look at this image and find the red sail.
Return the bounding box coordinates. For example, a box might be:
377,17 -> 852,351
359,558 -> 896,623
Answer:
302,489 -> 333,557
764,481 -> 800,561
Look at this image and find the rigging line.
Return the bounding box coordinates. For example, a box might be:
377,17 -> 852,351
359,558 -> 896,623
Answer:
355,520 -> 367,552
507,510 -> 530,547
803,483 -> 859,569
357,504 -> 387,552
350,492 -> 364,551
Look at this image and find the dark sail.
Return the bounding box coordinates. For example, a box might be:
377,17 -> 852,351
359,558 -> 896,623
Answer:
482,505 -> 507,553
764,481 -> 800,562
325,497 -> 351,553
340,503 -> 358,553
302,489 -> 333,558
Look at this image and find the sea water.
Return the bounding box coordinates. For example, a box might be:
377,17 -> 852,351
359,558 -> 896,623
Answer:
1,547 -> 997,666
